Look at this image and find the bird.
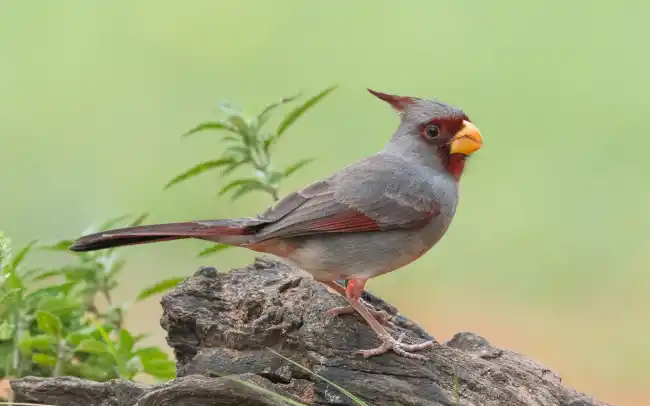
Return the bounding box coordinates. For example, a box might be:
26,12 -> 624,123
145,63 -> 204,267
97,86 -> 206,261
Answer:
69,88 -> 483,360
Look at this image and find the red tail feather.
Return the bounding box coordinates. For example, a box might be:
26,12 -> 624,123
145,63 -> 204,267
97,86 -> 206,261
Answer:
68,220 -> 252,252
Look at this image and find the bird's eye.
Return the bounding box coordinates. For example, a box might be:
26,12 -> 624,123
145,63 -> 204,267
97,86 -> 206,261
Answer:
424,124 -> 440,139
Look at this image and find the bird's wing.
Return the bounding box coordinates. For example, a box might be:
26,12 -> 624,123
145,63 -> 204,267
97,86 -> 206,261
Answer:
251,154 -> 441,241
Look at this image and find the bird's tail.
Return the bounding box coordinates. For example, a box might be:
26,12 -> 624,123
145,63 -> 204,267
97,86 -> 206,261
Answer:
68,218 -> 259,252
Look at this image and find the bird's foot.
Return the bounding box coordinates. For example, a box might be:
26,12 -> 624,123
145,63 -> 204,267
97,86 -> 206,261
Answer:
357,332 -> 434,360
327,299 -> 395,328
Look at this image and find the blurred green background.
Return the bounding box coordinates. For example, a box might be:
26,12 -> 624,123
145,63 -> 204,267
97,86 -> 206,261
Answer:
1,1 -> 648,404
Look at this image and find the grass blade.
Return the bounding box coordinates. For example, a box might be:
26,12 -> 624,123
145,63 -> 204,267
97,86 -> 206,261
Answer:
256,92 -> 302,128
129,213 -> 149,227
99,215 -> 131,232
276,85 -> 337,137
197,244 -> 231,257
9,240 -> 37,271
220,375 -> 308,406
218,178 -> 268,196
183,121 -> 233,137
136,277 -> 185,301
164,159 -> 234,189
282,158 -> 314,178
267,348 -> 369,406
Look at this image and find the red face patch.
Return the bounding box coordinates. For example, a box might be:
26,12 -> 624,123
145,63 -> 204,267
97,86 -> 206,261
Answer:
418,117 -> 468,145
417,116 -> 470,181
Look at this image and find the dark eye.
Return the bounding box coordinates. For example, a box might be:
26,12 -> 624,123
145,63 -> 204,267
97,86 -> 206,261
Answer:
424,124 -> 440,139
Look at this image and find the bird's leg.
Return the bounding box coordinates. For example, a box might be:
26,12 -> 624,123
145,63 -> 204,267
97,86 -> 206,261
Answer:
321,279 -> 434,360
321,280 -> 395,328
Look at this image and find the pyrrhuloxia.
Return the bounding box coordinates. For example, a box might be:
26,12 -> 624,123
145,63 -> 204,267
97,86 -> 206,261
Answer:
70,89 -> 483,360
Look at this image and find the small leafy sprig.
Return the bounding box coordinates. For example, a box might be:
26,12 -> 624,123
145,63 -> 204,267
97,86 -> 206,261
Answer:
164,86 -> 337,257
0,216 -> 182,389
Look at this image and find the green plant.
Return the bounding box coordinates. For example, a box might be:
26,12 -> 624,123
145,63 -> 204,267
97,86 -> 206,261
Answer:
0,215 -> 180,391
0,86 -> 368,405
164,85 -> 337,257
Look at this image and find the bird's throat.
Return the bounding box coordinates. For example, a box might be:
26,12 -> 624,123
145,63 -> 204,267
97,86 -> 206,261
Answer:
446,154 -> 466,181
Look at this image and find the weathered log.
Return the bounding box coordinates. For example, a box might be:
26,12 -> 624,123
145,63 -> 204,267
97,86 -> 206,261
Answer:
11,258 -> 609,406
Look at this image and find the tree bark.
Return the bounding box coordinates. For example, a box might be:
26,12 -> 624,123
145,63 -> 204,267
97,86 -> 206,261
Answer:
11,258 -> 610,406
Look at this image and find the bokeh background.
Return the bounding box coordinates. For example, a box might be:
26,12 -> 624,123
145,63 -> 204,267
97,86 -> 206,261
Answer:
1,2 -> 649,404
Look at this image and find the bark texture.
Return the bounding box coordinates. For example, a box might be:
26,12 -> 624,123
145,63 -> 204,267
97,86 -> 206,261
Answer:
11,259 -> 609,406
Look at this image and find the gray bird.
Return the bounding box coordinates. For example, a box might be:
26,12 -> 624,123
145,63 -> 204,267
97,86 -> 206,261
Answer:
70,89 -> 483,360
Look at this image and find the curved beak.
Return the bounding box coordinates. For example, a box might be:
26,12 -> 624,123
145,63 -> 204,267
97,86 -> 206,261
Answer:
449,120 -> 483,156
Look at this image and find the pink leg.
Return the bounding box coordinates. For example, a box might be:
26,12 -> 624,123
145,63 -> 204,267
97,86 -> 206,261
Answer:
320,279 -> 434,360
324,280 -> 395,327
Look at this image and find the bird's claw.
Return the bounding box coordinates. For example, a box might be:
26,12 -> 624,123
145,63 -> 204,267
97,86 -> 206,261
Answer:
357,332 -> 434,360
327,299 -> 395,328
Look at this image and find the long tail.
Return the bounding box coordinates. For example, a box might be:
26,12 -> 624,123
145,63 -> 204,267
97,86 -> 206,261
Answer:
69,218 -> 259,252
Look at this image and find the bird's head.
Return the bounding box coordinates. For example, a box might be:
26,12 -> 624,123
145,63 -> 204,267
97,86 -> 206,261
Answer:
369,88 -> 483,180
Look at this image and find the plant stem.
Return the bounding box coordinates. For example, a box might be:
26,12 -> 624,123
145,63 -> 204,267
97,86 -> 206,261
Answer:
101,287 -> 124,330
11,310 -> 23,376
53,339 -> 64,377
87,302 -> 101,317
270,187 -> 279,202
102,286 -> 113,306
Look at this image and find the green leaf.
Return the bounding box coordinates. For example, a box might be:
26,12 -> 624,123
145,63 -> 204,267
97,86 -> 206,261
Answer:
105,258 -> 126,281
265,170 -> 283,185
34,295 -> 82,319
0,340 -> 13,373
223,145 -> 251,160
0,288 -> 21,307
141,358 -> 176,380
35,266 -> 96,283
276,85 -> 337,137
219,135 -> 240,144
86,323 -> 116,343
26,283 -> 80,314
129,212 -> 149,227
230,183 -> 270,201
136,277 -> 185,301
28,267 -> 68,281
261,133 -> 276,153
9,240 -> 37,271
125,356 -> 143,378
39,239 -> 76,252
182,121 -> 232,137
0,233 -> 10,267
32,353 -> 57,367
133,346 -> 170,361
256,92 -> 302,128
218,178 -> 270,197
27,282 -> 77,301
99,214 -> 131,232
65,331 -> 93,347
216,101 -> 243,116
20,266 -> 46,281
283,158 -> 315,178
20,334 -> 57,352
2,269 -> 24,291
220,160 -> 247,176
197,243 -> 231,257
0,320 -> 14,341
164,159 -> 235,189
225,115 -> 251,136
75,338 -> 109,354
37,311 -> 62,336
118,329 -> 135,357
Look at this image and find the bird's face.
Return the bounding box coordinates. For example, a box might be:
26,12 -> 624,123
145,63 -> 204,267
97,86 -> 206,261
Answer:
369,89 -> 483,179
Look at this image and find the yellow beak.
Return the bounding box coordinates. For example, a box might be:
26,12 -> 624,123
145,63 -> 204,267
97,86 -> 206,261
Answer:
450,120 -> 483,156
